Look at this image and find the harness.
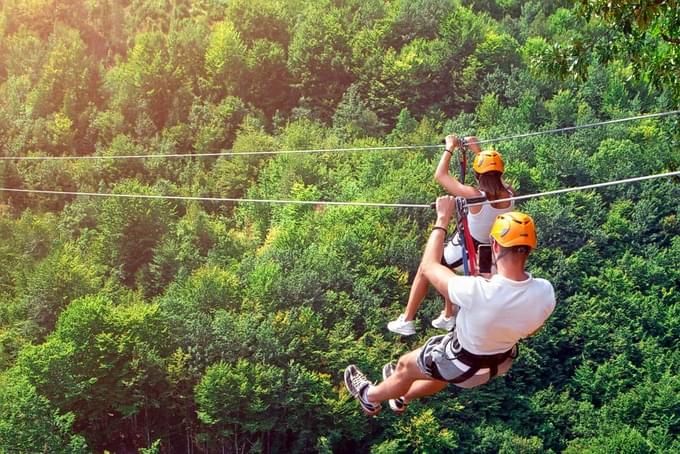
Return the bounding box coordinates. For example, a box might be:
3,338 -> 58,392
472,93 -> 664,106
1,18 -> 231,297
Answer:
448,335 -> 517,384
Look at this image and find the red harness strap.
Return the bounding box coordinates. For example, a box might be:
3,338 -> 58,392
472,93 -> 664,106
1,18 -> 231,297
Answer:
455,139 -> 484,276
461,214 -> 478,275
455,196 -> 478,276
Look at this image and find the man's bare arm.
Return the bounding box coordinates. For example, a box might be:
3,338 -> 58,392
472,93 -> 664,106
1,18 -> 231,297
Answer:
421,195 -> 457,298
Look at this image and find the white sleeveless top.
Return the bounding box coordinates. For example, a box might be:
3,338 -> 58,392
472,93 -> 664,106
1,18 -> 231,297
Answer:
468,190 -> 514,242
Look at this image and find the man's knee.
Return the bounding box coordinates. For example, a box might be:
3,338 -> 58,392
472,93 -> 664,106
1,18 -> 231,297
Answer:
396,357 -> 408,373
396,351 -> 419,375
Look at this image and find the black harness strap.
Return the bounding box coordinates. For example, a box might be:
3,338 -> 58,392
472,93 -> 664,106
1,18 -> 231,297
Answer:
449,345 -> 517,384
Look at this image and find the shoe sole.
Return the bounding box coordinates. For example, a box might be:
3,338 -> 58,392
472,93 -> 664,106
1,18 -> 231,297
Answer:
431,319 -> 455,330
361,404 -> 382,417
387,324 -> 416,336
344,366 -> 360,397
431,323 -> 455,330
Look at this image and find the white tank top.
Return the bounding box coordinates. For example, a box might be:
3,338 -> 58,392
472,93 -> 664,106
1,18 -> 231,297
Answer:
468,190 -> 514,242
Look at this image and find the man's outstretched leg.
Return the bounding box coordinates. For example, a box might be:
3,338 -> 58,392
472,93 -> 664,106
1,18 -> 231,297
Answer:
381,364 -> 448,414
402,379 -> 448,404
345,349 -> 445,416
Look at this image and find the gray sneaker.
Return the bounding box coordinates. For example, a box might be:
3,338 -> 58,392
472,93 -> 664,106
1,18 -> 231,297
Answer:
387,314 -> 416,336
344,365 -> 381,416
381,363 -> 406,414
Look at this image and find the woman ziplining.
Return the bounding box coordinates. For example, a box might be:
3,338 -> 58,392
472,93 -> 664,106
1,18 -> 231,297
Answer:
388,133 -> 515,336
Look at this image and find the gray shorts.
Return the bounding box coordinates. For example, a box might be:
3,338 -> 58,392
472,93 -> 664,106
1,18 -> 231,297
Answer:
416,331 -> 515,388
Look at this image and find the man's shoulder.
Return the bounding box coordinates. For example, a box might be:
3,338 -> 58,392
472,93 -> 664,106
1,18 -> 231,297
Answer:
529,277 -> 557,310
530,276 -> 555,290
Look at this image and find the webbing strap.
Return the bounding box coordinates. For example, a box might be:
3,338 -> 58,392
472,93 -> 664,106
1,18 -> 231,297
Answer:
455,197 -> 475,275
462,216 -> 477,275
455,196 -> 479,276
458,143 -> 467,183
455,197 -> 468,275
454,140 -> 481,275
460,233 -> 469,275
449,347 -> 515,384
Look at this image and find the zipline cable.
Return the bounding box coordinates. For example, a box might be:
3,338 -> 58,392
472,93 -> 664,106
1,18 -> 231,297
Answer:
1,110 -> 678,161
1,170 -> 678,208
0,187 -> 429,208
474,110 -> 680,146
466,170 -> 680,208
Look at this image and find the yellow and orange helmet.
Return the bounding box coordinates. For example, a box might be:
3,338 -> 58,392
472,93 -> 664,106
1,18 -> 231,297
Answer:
490,212 -> 537,249
472,150 -> 504,174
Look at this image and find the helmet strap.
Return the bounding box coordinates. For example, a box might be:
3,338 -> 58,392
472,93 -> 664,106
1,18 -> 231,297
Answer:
493,243 -> 530,264
490,239 -> 502,265
494,247 -> 511,263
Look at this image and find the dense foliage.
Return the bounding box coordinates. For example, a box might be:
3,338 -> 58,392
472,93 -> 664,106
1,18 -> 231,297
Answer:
0,0 -> 678,452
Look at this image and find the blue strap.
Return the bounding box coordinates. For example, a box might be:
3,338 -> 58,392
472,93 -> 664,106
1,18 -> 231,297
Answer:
460,236 -> 469,275
455,196 -> 470,276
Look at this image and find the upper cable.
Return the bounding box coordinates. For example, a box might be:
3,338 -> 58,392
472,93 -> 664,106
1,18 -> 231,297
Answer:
1,110 -> 678,161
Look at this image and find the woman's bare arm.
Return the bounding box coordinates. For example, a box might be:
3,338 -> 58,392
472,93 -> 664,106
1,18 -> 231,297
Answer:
435,135 -> 483,199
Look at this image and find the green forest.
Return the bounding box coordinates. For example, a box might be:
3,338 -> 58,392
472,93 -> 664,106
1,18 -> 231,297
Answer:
0,0 -> 678,452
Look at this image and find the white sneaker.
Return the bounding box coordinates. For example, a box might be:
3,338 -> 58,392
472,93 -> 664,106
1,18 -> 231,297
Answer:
387,314 -> 416,336
431,312 -> 456,331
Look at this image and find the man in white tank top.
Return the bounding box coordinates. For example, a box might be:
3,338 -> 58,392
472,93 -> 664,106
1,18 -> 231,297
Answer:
345,196 -> 555,416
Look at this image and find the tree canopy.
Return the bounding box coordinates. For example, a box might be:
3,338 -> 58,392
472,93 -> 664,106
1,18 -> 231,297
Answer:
0,0 -> 678,452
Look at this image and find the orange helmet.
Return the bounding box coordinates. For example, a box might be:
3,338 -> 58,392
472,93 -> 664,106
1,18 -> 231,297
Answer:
472,150 -> 504,174
490,212 -> 537,249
